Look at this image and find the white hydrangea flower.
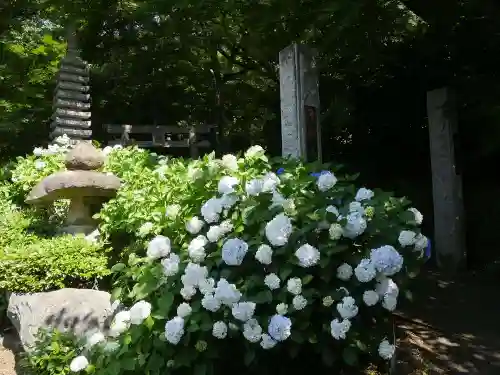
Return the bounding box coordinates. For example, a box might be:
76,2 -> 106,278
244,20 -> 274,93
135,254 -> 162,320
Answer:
271,190 -> 287,208
212,321 -> 228,339
201,294 -> 221,312
34,160 -> 46,170
264,273 -> 280,290
255,244 -> 273,265
363,290 -> 380,306
245,145 -> 265,159
201,197 -> 223,223
70,356 -> 89,372
295,243 -> 320,267
198,277 -> 215,295
221,154 -> 238,171
265,213 -> 293,247
165,204 -> 181,218
186,216 -> 204,234
329,223 -> 343,240
355,187 -> 374,201
243,318 -> 263,343
262,172 -> 280,192
177,303 -> 192,318
342,212 -> 367,238
398,230 -> 417,247
109,310 -> 131,337
286,277 -> 302,295
292,295 -> 307,310
138,222 -> 154,236
207,220 -> 233,242
276,303 -> 288,315
146,235 -> 171,260
180,286 -> 197,300
260,333 -> 277,349
349,201 -> 365,215
354,259 -> 377,283
181,263 -> 208,287
214,278 -> 242,306
268,314 -> 292,342
129,300 -> 152,325
161,253 -> 180,276
322,296 -> 334,307
221,238 -> 249,266
408,207 -> 423,225
218,176 -> 239,195
378,340 -> 396,360
232,302 -> 256,322
188,235 -> 208,263
336,296 -> 358,319
246,178 -> 264,196
165,316 -> 185,345
316,171 -> 337,191
86,331 -> 105,348
370,245 -> 404,276
220,194 -> 238,209
376,277 -> 399,298
33,147 -> 44,156
336,263 -> 353,281
382,294 -> 398,311
330,318 -> 351,340
414,234 -> 429,251
326,205 -> 340,217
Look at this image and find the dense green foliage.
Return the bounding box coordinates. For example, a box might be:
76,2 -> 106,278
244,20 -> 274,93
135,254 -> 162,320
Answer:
8,143 -> 421,374
4,142 -> 427,374
21,329 -> 83,375
0,199 -> 110,293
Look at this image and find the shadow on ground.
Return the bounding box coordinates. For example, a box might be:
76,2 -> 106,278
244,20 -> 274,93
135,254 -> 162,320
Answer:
394,265 -> 500,374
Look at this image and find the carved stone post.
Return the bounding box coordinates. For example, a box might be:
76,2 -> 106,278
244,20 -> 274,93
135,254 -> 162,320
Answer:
427,87 -> 466,271
279,44 -> 322,162
50,28 -> 92,141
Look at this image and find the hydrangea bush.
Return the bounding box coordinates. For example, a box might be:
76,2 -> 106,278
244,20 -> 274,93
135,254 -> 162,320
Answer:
5,140 -> 428,373
60,146 -> 428,374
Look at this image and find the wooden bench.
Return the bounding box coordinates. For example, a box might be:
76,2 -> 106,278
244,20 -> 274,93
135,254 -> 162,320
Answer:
104,124 -> 216,158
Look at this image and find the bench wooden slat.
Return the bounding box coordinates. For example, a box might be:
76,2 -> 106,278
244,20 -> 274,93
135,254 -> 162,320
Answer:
104,124 -> 214,134
107,139 -> 211,148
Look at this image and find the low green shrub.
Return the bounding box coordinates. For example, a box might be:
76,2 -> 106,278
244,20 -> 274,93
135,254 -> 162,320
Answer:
0,234 -> 110,292
20,328 -> 83,375
0,187 -> 110,293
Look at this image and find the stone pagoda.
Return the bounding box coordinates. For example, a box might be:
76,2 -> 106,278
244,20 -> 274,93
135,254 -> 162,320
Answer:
50,29 -> 92,141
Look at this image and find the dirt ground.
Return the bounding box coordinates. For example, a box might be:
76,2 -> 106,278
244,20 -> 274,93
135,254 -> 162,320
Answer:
1,267 -> 499,375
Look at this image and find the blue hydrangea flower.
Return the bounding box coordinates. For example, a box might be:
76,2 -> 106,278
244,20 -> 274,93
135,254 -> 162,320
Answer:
425,240 -> 431,259
276,168 -> 285,175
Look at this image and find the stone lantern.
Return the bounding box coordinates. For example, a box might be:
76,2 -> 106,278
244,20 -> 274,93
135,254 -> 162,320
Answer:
25,142 -> 121,235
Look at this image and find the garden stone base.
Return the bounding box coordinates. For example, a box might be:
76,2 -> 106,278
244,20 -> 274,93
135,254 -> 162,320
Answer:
6,289 -> 112,351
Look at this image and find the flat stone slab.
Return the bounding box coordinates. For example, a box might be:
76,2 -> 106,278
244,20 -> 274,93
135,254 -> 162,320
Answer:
7,289 -> 112,351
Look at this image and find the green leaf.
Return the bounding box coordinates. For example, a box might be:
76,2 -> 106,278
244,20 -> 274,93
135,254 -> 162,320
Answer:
321,346 -> 334,367
279,266 -> 293,280
194,364 -> 207,375
244,349 -> 255,366
252,290 -> 273,303
342,347 -> 358,366
156,293 -> 174,316
302,275 -> 314,285
111,263 -> 126,272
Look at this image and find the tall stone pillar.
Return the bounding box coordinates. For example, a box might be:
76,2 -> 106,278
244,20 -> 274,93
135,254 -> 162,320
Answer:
427,87 -> 466,271
279,43 -> 322,162
50,29 -> 92,141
